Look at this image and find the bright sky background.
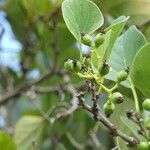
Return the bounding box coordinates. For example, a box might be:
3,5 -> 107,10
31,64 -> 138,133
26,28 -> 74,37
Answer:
0,11 -> 22,72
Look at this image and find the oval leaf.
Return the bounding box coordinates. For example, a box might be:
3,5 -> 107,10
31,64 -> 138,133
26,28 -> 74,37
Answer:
104,16 -> 129,60
62,0 -> 104,41
14,116 -> 44,150
92,16 -> 129,70
106,26 -> 146,88
131,43 -> 150,97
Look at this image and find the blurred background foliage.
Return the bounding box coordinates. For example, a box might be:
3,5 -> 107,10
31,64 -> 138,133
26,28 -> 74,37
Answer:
0,0 -> 150,150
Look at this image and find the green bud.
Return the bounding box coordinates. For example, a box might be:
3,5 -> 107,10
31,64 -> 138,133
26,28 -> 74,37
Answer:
64,59 -> 74,71
137,142 -> 149,150
117,70 -> 128,82
103,102 -> 115,117
95,33 -> 104,48
82,34 -> 92,46
73,60 -> 82,72
99,62 -> 110,76
110,92 -> 124,104
144,119 -> 150,129
64,59 -> 81,72
143,98 -> 150,111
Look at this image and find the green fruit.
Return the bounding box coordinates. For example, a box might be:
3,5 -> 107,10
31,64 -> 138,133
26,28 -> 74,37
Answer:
144,119 -> 150,129
82,34 -> 92,46
73,60 -> 82,72
117,70 -> 128,82
103,102 -> 115,117
110,92 -> 124,104
143,99 -> 150,111
64,59 -> 74,71
64,59 -> 81,72
95,33 -> 104,47
137,142 -> 149,150
99,62 -> 110,76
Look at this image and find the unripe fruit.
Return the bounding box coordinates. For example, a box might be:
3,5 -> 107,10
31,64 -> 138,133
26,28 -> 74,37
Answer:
64,59 -> 81,72
144,119 -> 150,129
117,70 -> 128,82
64,59 -> 74,71
110,92 -> 124,104
143,98 -> 150,111
82,34 -> 92,47
73,60 -> 82,72
103,102 -> 115,117
95,33 -> 104,47
99,62 -> 110,76
137,141 -> 149,150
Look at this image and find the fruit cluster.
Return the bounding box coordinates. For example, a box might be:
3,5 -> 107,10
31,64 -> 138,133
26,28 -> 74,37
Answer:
64,32 -> 150,149
64,33 -> 130,117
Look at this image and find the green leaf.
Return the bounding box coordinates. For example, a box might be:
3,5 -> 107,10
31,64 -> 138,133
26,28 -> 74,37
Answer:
106,26 -> 146,87
62,0 -> 104,42
14,116 -> 44,150
0,131 -> 16,150
104,16 -> 129,60
91,16 -> 129,70
131,43 -> 150,97
120,116 -> 144,141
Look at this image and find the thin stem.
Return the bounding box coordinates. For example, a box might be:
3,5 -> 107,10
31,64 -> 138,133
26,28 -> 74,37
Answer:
79,42 -> 83,61
129,77 -> 140,112
100,84 -> 111,94
116,137 -> 120,150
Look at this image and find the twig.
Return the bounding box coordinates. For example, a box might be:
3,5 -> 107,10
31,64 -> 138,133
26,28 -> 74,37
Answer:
91,81 -> 99,120
66,132 -> 85,150
78,97 -> 139,147
0,68 -> 58,105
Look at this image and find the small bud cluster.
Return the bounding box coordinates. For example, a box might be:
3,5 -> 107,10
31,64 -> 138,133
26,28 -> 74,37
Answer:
64,59 -> 81,72
64,33 -> 129,118
81,33 -> 104,48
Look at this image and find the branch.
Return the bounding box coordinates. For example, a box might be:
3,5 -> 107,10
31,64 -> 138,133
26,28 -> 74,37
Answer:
0,68 -> 58,105
78,98 -> 139,147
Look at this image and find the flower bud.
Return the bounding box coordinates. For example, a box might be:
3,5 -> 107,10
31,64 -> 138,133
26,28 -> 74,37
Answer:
82,34 -> 92,47
99,62 -> 110,76
95,33 -> 104,48
73,60 -> 82,72
117,69 -> 128,82
137,142 -> 149,150
143,98 -> 150,111
110,92 -> 124,104
103,102 -> 115,117
64,59 -> 74,71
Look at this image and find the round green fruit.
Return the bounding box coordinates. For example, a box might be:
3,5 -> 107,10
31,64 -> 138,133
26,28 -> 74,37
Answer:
82,34 -> 92,47
137,142 -> 149,150
110,92 -> 124,104
117,70 -> 128,82
73,60 -> 82,72
99,62 -> 110,76
64,59 -> 74,71
143,99 -> 150,111
95,33 -> 104,47
144,119 -> 150,129
103,102 -> 115,117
